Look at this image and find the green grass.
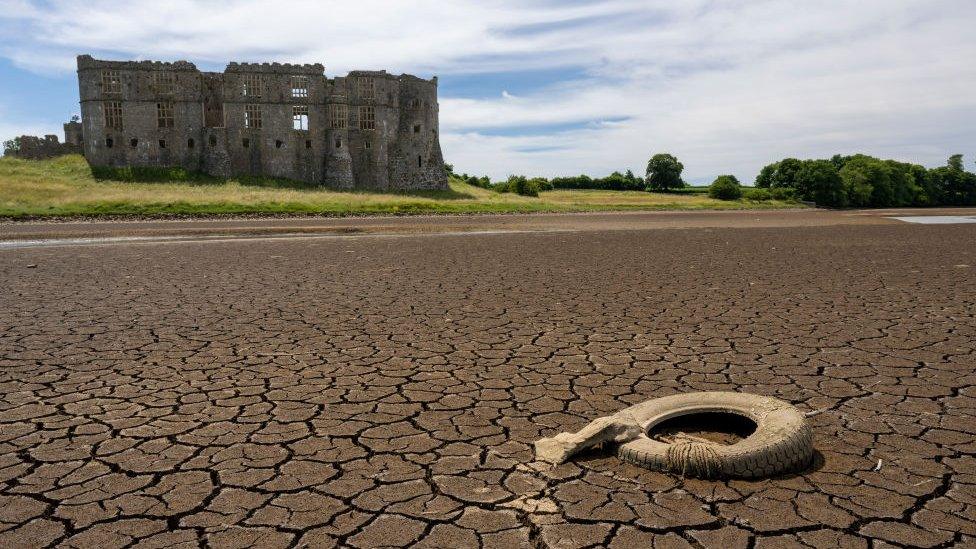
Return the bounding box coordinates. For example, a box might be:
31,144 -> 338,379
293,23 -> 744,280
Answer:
0,155 -> 803,219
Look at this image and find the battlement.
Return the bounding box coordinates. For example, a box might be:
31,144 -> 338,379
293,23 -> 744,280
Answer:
77,56 -> 438,83
225,62 -> 325,75
77,54 -> 197,72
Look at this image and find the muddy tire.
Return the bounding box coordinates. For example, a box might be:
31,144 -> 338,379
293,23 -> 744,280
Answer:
616,392 -> 813,479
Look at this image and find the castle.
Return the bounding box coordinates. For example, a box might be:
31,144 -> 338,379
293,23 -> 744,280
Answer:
75,55 -> 448,190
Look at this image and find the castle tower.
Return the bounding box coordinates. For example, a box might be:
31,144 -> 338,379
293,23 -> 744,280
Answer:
63,120 -> 83,146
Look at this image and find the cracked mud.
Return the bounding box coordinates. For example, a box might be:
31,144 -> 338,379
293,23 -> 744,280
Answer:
1,218 -> 975,548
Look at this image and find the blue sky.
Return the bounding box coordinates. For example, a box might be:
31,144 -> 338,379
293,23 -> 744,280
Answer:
1,0 -> 975,183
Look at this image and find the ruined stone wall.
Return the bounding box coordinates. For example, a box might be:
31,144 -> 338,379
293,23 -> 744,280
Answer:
76,55 -> 448,190
4,134 -> 81,160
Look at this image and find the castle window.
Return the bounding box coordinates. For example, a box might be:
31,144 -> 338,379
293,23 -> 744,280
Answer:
357,77 -> 375,100
209,135 -> 217,147
187,138 -> 195,148
130,138 -> 138,148
291,76 -> 309,98
275,139 -> 283,149
152,72 -> 175,94
359,106 -> 375,130
335,138 -> 341,149
418,155 -> 423,168
244,104 -> 262,129
204,99 -> 224,128
105,137 -> 113,148
329,104 -> 347,129
305,140 -> 312,149
243,74 -> 263,97
159,139 -> 167,149
293,105 -> 309,131
409,98 -> 421,109
364,140 -> 371,149
242,138 -> 250,148
413,124 -> 421,134
157,102 -> 175,128
101,70 -> 122,94
104,101 -> 124,131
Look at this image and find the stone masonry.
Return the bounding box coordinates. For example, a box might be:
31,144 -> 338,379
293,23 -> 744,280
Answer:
76,55 -> 448,190
3,121 -> 83,160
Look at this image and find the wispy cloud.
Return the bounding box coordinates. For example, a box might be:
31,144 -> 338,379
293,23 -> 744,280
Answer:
1,0 -> 974,181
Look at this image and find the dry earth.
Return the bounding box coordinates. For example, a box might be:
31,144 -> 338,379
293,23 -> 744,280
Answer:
1,210 -> 975,548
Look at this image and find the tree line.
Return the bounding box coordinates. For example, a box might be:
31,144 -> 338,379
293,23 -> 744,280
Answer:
754,154 -> 976,207
446,152 -> 976,206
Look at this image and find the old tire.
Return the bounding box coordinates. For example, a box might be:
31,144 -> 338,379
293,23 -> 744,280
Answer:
616,392 -> 813,479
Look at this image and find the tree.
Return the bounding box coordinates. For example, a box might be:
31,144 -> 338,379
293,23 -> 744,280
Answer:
708,175 -> 742,200
839,155 -> 894,207
928,155 -> 976,206
829,154 -> 853,171
2,137 -> 21,156
624,169 -> 640,188
645,153 -> 684,191
773,158 -> 804,188
948,154 -> 964,171
755,158 -> 803,189
755,163 -> 778,188
794,160 -> 846,207
885,160 -> 926,206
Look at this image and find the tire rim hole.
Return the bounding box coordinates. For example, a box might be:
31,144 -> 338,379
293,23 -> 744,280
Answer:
649,412 -> 757,446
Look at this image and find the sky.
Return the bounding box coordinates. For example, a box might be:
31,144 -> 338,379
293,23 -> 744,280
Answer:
1,0 -> 974,184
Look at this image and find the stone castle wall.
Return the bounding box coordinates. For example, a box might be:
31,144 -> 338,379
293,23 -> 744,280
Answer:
76,55 -> 448,190
3,122 -> 83,160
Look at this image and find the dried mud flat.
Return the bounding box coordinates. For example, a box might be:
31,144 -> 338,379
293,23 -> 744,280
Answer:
1,211 -> 975,548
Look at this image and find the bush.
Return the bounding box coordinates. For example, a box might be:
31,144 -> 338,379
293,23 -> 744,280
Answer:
769,187 -> 796,200
743,187 -> 772,201
548,171 -> 644,191
529,177 -> 553,191
502,175 -> 539,197
708,175 -> 742,200
465,174 -> 491,188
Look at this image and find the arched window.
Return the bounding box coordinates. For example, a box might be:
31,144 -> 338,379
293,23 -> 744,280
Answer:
105,137 -> 114,148
187,138 -> 195,148
130,138 -> 138,148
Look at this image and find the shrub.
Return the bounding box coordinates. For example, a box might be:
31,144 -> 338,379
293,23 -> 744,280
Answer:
465,174 -> 492,188
529,177 -> 552,191
503,175 -> 539,197
769,187 -> 796,200
743,187 -> 772,201
708,175 -> 742,200
549,172 -> 643,191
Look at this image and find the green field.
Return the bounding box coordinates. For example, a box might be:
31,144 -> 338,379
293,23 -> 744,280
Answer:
0,155 -> 801,219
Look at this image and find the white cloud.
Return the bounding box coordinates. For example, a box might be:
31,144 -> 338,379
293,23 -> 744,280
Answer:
2,0 -> 975,181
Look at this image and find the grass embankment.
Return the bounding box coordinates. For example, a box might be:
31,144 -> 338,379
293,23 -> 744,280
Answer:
0,155 -> 800,219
